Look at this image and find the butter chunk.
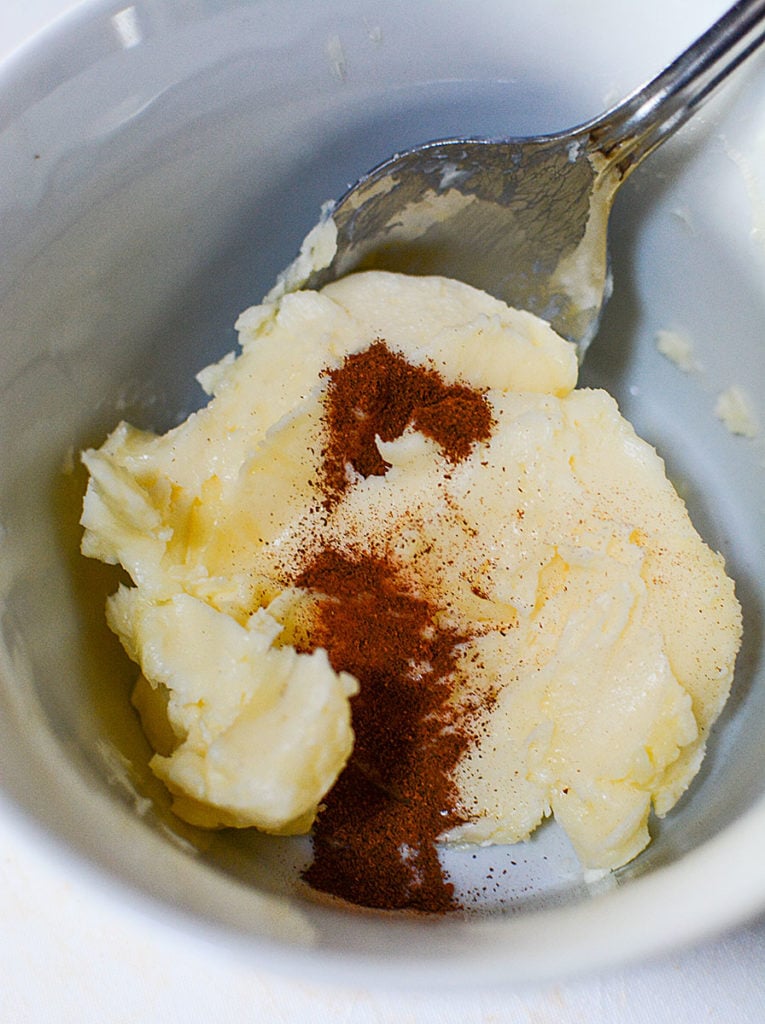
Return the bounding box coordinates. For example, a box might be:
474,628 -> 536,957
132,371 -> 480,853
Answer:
318,383 -> 739,870
107,587 -> 357,831
80,270 -> 741,872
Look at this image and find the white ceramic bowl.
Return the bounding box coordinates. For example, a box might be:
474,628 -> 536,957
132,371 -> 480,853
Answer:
1,0 -> 764,988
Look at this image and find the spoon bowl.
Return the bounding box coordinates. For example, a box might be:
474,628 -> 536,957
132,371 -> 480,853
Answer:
305,0 -> 765,352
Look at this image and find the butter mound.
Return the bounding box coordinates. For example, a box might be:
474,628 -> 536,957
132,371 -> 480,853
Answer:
80,271 -> 741,871
107,588 -> 357,831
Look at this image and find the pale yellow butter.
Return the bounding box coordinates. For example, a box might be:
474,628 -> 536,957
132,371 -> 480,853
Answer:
81,271 -> 741,870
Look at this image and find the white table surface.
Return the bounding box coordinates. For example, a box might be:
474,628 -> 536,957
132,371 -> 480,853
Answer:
2,2 -> 765,1020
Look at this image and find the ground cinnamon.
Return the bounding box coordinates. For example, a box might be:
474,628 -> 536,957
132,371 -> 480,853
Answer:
295,548 -> 470,911
291,340 -> 495,912
320,340 -> 493,505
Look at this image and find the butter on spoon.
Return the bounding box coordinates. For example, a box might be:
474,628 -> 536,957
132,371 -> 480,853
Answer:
301,0 -> 765,357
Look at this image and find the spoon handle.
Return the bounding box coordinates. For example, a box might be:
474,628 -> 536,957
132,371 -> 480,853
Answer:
588,0 -> 765,176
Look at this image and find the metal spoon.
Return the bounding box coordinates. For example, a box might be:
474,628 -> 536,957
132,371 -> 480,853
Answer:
303,0 -> 765,355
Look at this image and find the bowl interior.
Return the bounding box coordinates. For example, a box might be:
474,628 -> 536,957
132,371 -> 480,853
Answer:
0,0 -> 764,986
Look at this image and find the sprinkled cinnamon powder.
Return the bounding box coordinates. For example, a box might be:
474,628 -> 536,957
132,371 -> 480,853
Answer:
320,340 -> 493,505
295,549 -> 470,911
290,340 -> 495,913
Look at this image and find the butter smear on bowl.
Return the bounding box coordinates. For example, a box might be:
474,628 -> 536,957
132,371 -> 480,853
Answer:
80,271 -> 742,912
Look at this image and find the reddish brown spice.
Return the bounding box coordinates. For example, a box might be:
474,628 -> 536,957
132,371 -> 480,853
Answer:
295,548 -> 470,912
290,340 -> 496,912
320,340 -> 494,505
